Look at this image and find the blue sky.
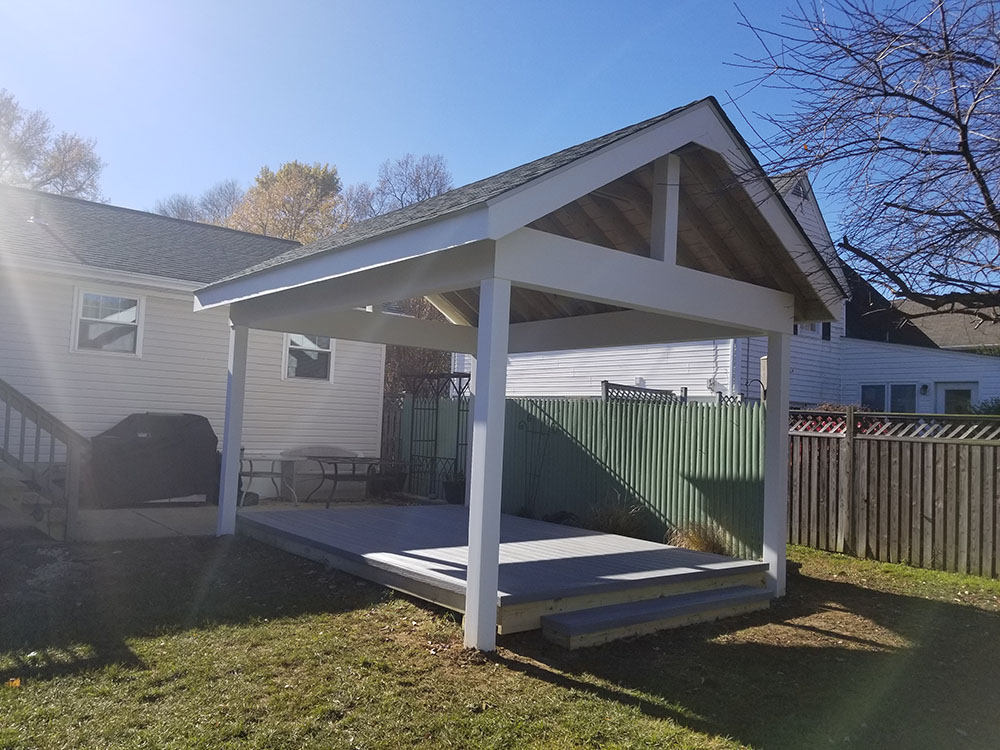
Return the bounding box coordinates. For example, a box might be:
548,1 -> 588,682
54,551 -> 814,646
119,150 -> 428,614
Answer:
0,1 -> 811,217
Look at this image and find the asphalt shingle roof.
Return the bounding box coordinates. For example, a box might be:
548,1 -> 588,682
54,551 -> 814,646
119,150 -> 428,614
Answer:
895,299 -> 1000,349
0,185 -> 300,285
211,98 -> 709,285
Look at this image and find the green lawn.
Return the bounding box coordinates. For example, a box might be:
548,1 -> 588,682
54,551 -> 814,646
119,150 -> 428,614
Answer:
2,530 -> 999,749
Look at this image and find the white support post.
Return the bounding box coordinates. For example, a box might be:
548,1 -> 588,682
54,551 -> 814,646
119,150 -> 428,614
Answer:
650,153 -> 680,264
464,278 -> 511,651
217,323 -> 249,536
763,332 -> 790,595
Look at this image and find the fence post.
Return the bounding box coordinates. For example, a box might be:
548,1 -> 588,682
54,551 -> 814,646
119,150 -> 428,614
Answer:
837,406 -> 855,554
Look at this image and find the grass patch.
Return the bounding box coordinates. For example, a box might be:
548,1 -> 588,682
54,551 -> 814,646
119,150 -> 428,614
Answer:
1,535 -> 999,749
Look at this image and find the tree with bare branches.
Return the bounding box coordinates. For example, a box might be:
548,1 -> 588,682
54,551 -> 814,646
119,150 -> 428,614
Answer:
0,89 -> 104,200
738,0 -> 1000,323
153,179 -> 244,225
342,153 -> 452,223
341,154 -> 454,390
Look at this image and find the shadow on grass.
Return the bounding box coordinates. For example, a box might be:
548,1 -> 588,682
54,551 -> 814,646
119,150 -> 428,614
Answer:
0,534 -> 383,682
497,565 -> 1000,750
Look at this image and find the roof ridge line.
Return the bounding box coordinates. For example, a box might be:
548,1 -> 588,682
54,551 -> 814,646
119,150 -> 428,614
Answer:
0,184 -> 302,246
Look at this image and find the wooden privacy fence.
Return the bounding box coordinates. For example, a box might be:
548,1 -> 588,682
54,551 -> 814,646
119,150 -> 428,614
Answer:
788,408 -> 1000,578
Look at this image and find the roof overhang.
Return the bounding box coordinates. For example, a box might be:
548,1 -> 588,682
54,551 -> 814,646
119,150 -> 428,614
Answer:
195,98 -> 845,327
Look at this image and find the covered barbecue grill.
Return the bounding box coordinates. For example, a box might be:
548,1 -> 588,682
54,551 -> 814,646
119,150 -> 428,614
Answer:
85,413 -> 219,508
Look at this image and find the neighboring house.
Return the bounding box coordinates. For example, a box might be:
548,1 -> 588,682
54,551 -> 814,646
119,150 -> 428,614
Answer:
456,174 -> 1000,413
0,185 -> 386,455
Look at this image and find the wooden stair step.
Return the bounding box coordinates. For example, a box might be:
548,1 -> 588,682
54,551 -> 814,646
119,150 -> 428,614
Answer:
541,585 -> 771,649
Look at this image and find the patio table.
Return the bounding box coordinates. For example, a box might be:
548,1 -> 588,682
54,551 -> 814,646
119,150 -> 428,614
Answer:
303,456 -> 410,507
239,451 -> 297,504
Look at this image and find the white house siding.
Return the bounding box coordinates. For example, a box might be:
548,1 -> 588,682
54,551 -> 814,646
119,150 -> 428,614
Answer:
0,271 -> 385,454
731,311 -> 847,406
838,338 -> 1000,413
462,340 -> 733,399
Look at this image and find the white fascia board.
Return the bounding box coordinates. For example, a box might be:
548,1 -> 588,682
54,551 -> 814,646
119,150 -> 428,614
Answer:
241,307 -> 478,354
194,206 -> 490,311
784,173 -> 849,295
508,310 -> 756,353
0,257 -> 202,298
228,240 -> 497,328
691,112 -> 845,318
485,101 -> 718,239
495,228 -> 795,334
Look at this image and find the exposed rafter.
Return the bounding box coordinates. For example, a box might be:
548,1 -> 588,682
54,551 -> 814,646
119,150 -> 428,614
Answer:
583,194 -> 650,256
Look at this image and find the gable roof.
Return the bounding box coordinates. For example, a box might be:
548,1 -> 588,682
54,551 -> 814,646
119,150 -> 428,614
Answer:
214,99 -> 708,283
0,185 -> 300,285
198,97 -> 845,327
894,299 -> 1000,350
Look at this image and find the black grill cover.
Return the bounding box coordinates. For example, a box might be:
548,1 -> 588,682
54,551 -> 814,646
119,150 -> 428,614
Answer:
86,413 -> 219,508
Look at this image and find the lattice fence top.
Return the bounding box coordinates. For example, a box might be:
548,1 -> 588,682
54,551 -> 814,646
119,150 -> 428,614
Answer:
601,381 -> 688,405
790,409 -> 1000,442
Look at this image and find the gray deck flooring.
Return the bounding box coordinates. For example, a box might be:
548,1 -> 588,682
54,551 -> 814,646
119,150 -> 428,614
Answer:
238,504 -> 766,606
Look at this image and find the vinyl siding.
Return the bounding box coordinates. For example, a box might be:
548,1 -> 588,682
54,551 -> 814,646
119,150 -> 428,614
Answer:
731,312 -> 846,406
456,341 -> 734,399
839,338 -> 1000,412
0,272 -> 385,454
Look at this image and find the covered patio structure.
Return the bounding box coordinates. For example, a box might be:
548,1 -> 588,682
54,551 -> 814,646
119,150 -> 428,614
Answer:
195,97 -> 844,650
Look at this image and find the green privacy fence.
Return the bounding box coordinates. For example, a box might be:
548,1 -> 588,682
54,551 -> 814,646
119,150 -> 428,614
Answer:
501,400 -> 765,559
384,397 -> 766,559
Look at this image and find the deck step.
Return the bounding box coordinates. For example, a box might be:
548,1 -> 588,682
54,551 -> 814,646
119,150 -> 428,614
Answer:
541,585 -> 771,649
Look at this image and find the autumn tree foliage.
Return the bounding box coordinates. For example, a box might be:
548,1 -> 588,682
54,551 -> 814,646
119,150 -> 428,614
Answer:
151,152 -> 455,390
0,89 -> 104,200
739,0 -> 1000,323
226,161 -> 343,244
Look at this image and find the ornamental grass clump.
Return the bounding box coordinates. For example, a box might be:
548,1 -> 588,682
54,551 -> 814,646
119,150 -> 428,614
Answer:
667,522 -> 734,557
582,491 -> 653,540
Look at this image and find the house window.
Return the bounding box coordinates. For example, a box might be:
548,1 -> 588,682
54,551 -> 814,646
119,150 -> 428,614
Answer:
74,291 -> 141,354
860,384 -> 886,411
860,383 -> 917,412
284,333 -> 334,380
792,324 -> 799,335
821,322 -> 831,341
889,384 -> 917,413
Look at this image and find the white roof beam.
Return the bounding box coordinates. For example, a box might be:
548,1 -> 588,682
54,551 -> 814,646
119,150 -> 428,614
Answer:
495,228 -> 794,334
236,307 -> 477,353
228,241 -> 496,328
508,309 -> 756,353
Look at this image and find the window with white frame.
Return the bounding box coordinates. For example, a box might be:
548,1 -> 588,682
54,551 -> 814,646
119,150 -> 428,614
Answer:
284,333 -> 334,380
74,291 -> 142,354
860,383 -> 917,412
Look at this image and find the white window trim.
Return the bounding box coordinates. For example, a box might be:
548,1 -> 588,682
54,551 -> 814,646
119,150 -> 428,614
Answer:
281,333 -> 336,383
70,287 -> 145,358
